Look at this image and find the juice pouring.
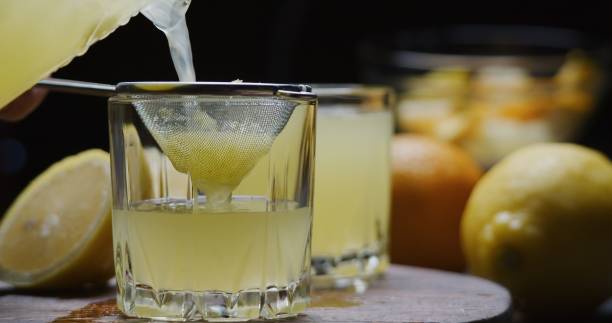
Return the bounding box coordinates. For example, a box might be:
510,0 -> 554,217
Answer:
140,0 -> 282,205
141,0 -> 195,82
3,0 -> 316,319
110,4 -> 316,319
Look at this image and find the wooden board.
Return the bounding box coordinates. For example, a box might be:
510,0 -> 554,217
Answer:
0,265 -> 511,323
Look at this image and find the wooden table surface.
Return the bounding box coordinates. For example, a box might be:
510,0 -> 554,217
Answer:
0,265 -> 512,323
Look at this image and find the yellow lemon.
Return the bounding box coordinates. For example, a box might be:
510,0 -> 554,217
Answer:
0,149 -> 113,289
462,143 -> 612,315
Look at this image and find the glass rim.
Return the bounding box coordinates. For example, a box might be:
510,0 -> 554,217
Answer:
114,81 -> 316,100
311,84 -> 395,109
312,83 -> 390,95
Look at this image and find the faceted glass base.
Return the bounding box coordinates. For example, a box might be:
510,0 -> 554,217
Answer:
311,248 -> 388,292
116,275 -> 310,321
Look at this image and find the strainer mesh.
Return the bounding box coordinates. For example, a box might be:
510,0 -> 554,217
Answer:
135,96 -> 296,192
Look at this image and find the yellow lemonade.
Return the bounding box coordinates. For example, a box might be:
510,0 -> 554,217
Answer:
113,199 -> 311,320
112,100 -> 314,319
312,109 -> 392,283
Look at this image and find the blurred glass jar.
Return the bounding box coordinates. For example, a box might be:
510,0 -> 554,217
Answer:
361,26 -> 606,166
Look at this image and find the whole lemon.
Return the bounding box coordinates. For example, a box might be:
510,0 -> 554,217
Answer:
392,134 -> 482,271
462,143 -> 612,315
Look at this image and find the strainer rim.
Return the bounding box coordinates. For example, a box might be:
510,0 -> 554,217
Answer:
115,82 -> 315,99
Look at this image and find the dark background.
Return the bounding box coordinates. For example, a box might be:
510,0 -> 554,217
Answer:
1,0 -> 612,212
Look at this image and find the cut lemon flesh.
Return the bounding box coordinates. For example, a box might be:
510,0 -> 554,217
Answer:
0,149 -> 113,288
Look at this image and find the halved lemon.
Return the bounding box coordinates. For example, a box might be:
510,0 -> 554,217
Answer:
0,149 -> 113,289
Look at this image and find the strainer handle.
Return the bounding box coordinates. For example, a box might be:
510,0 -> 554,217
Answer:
36,78 -> 116,97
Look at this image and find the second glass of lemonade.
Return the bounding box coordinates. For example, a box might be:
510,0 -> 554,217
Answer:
108,82 -> 317,321
311,85 -> 394,290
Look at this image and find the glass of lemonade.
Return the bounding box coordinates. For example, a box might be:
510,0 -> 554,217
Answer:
108,82 -> 317,321
311,85 -> 394,290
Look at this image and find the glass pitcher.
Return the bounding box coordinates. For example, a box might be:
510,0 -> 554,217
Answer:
0,0 -> 188,109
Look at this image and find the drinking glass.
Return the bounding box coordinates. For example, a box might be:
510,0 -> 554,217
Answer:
108,82 -> 317,321
310,85 -> 394,290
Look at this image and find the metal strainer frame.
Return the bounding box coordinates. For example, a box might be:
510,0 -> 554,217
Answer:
36,78 -> 316,100
115,81 -> 315,99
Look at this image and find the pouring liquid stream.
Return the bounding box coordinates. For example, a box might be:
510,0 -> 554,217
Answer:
141,0 -> 196,82
141,0 -> 274,207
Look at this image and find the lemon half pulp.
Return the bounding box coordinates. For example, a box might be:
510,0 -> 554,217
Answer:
0,149 -> 113,288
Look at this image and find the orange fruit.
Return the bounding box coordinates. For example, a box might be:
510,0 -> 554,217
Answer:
391,134 -> 482,271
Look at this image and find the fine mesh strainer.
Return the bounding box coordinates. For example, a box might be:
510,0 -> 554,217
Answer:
37,79 -> 315,201
132,94 -> 298,199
